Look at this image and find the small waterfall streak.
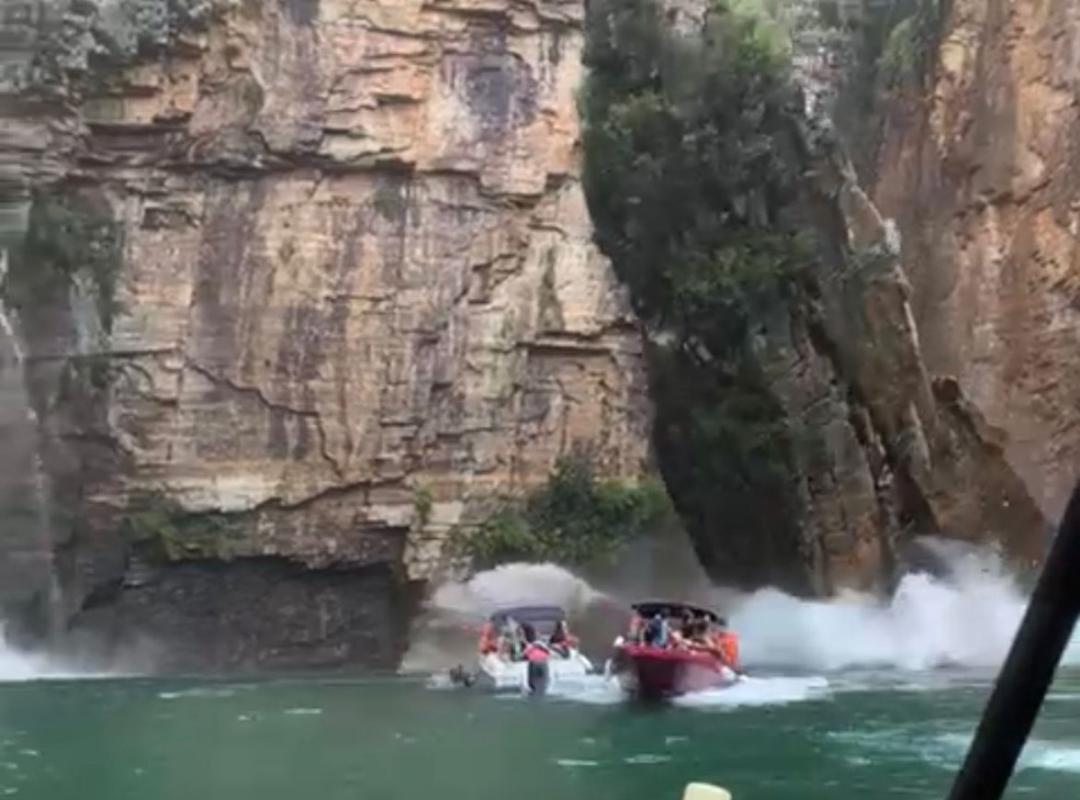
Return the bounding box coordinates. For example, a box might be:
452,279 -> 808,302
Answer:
0,248 -> 64,672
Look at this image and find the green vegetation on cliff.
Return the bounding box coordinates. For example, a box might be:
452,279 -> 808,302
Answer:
124,491 -> 248,562
458,454 -> 673,570
581,0 -> 816,589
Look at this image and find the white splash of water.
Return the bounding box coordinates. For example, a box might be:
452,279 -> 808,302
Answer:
731,539 -> 1063,671
543,672 -> 831,710
672,675 -> 830,709
0,627 -> 89,682
0,638 -> 49,682
426,562 -> 605,618
402,563 -> 609,673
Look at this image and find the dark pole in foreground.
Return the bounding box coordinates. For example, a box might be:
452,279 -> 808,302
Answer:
948,481 -> 1080,800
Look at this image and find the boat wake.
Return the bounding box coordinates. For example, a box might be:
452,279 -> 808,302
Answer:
534,673 -> 830,710
671,675 -> 830,709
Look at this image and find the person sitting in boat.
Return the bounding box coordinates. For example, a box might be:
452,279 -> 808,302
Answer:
499,616 -> 524,661
642,613 -> 670,647
673,612 -> 700,648
478,620 -> 499,655
522,623 -> 550,662
549,620 -> 578,658
627,611 -> 645,644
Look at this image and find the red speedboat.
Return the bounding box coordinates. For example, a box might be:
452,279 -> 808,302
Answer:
608,601 -> 739,699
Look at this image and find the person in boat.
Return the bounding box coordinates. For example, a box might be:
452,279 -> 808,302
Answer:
521,623 -> 551,694
627,611 -> 645,644
714,618 -> 740,672
500,616 -> 524,661
478,620 -> 499,656
549,619 -> 577,658
642,613 -> 670,647
669,613 -> 695,647
679,616 -> 709,651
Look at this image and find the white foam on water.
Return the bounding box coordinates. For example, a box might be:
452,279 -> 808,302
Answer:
548,675 -> 626,706
0,644 -> 49,683
1021,741 -> 1080,774
157,688 -> 239,700
545,672 -> 830,710
555,759 -> 600,768
731,540 -> 1070,672
624,754 -> 672,765
935,733 -> 1080,776
936,733 -> 1080,776
672,675 -> 830,710
832,727 -> 1080,777
283,707 -> 323,716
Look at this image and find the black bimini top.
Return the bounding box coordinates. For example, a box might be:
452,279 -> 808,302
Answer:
632,600 -> 722,623
489,605 -> 566,626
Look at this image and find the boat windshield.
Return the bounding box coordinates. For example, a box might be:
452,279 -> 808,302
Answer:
631,601 -> 721,623
489,605 -> 566,638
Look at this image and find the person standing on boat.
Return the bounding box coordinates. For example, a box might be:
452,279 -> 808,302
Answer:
521,624 -> 551,694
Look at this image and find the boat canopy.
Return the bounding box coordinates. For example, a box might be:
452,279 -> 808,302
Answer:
631,601 -> 723,623
489,605 -> 566,627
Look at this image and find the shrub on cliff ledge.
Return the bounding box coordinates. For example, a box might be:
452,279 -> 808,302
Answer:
459,454 -> 674,571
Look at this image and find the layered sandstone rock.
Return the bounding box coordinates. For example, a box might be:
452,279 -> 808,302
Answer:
722,0 -> 1050,592
875,0 -> 1080,522
0,0 -> 650,668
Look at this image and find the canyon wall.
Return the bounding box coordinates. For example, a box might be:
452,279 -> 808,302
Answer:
0,0 -> 1063,671
599,0 -> 1049,596
875,0 -> 1080,523
0,0 -> 650,670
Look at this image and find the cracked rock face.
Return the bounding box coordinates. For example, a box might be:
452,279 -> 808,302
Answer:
0,0 -> 650,669
875,0 -> 1080,523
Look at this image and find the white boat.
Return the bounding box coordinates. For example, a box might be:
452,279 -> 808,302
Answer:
474,605 -> 594,693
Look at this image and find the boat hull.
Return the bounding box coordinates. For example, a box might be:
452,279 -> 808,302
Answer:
610,643 -> 736,698
476,651 -> 594,693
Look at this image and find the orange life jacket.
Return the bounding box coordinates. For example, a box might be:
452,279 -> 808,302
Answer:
716,632 -> 739,669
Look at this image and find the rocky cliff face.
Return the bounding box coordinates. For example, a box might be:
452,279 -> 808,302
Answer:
0,0 -> 1061,671
874,0 -> 1080,524
0,0 -> 650,670
578,0 -> 1047,598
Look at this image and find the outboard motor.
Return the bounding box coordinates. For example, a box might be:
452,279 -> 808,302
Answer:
526,659 -> 550,696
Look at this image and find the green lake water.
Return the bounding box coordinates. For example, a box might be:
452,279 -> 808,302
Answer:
2,669 -> 1079,800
